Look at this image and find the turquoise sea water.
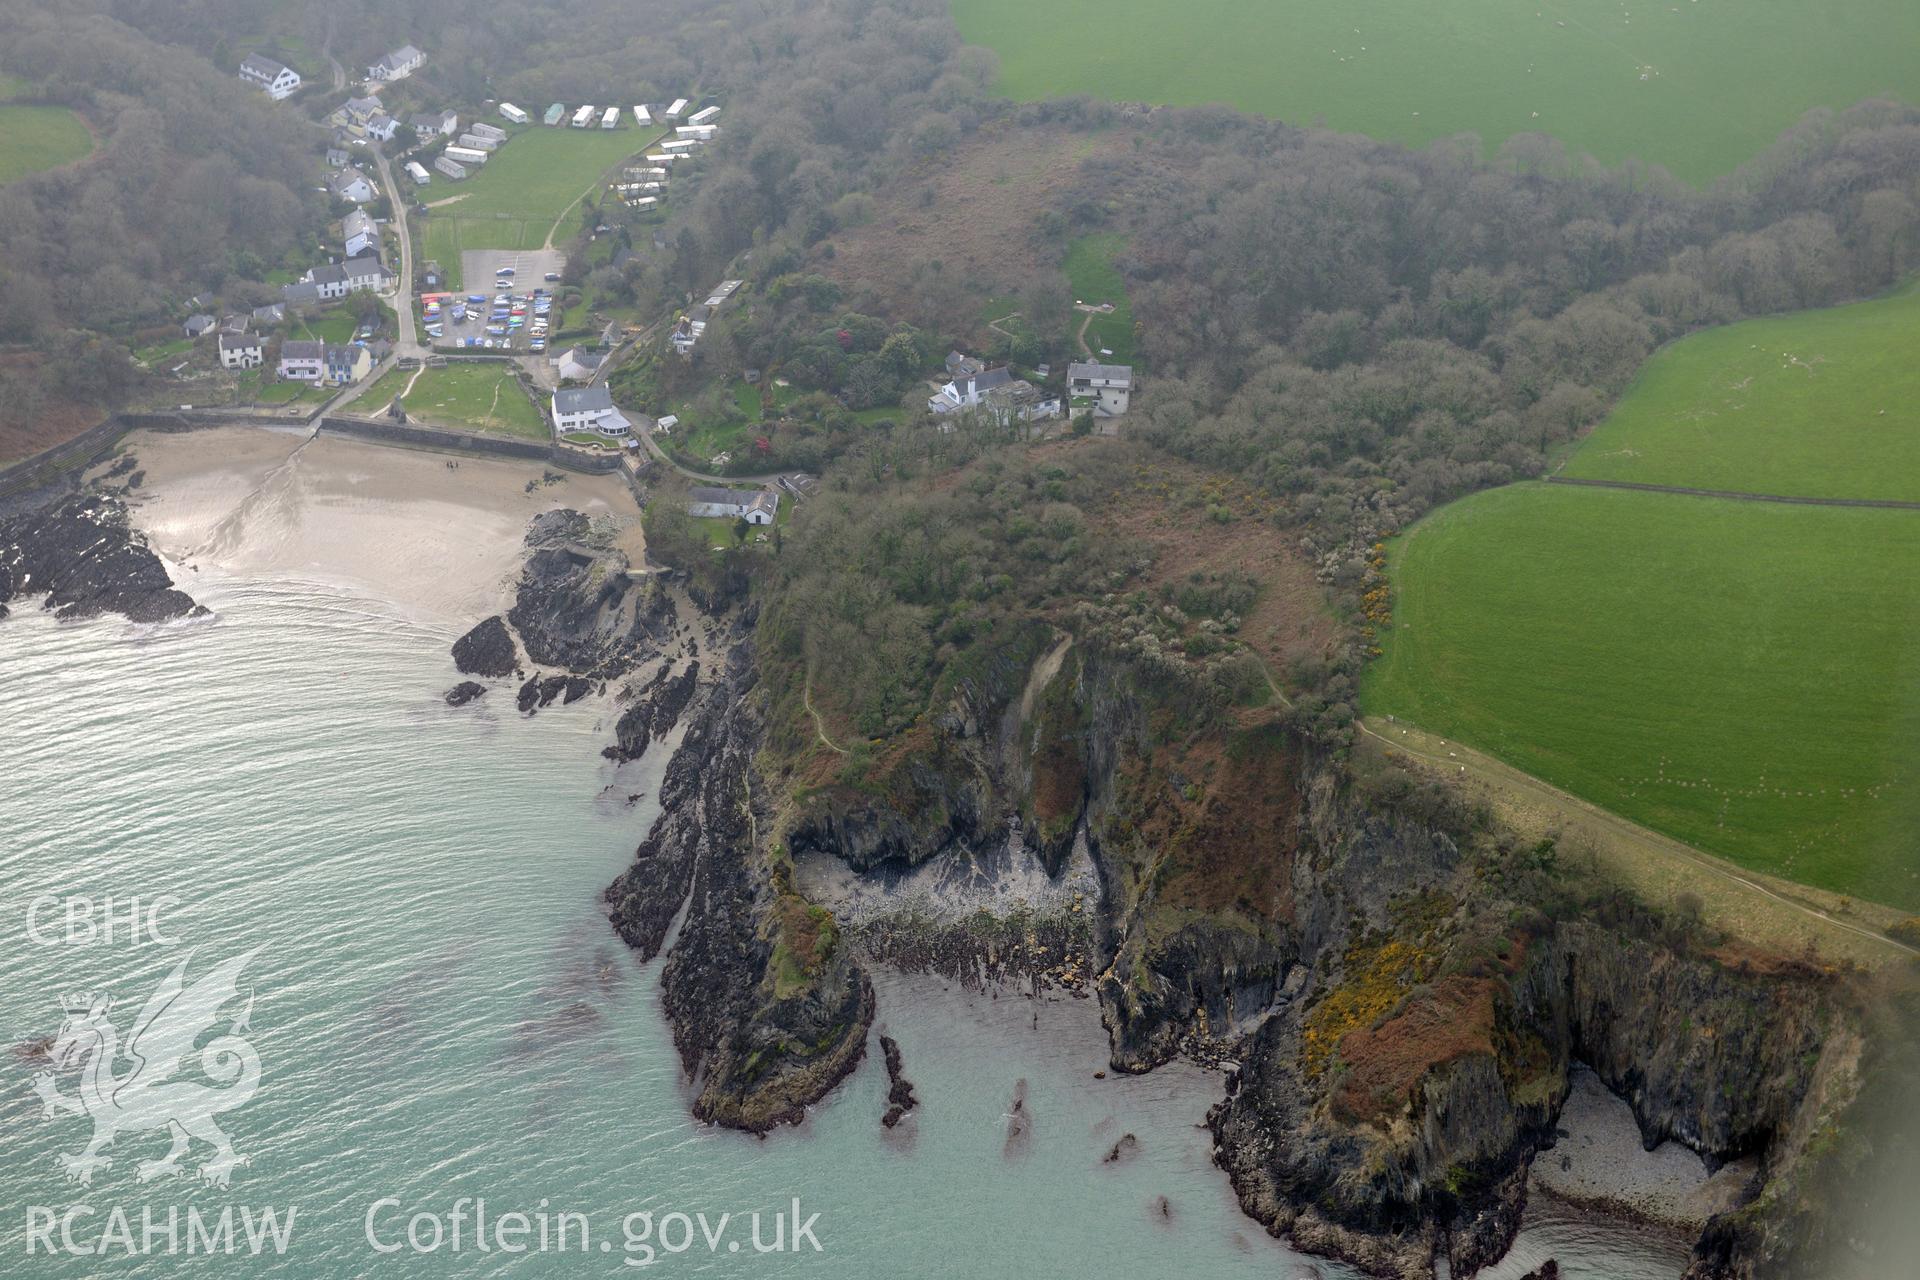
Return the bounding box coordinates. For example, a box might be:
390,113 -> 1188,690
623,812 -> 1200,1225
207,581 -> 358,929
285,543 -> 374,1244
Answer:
0,573 -> 1686,1277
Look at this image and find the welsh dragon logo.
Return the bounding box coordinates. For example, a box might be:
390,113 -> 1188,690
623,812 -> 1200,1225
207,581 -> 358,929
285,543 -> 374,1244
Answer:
32,947 -> 264,1188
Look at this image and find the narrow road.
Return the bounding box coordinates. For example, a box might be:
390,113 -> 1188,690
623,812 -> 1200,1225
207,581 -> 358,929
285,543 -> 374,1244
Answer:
1545,475 -> 1920,511
370,147 -> 420,355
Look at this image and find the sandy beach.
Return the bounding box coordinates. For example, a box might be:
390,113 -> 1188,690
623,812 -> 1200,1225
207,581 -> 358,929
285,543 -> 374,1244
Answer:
112,425 -> 646,630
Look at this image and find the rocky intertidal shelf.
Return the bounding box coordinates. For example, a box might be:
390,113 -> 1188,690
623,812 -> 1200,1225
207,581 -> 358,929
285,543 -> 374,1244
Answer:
0,493 -> 200,624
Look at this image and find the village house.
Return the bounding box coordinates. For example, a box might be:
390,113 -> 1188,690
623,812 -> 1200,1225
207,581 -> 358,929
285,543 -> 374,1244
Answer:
324,344 -> 372,385
366,45 -> 425,83
1066,361 -> 1134,416
251,302 -> 286,326
687,486 -> 778,524
325,147 -> 351,168
294,255 -> 393,301
237,54 -> 302,101
365,113 -> 400,143
945,350 -> 985,379
551,385 -> 630,436
342,209 -> 379,259
280,281 -> 322,307
277,339 -> 326,382
217,330 -> 264,370
183,313 -> 217,338
331,94 -> 384,132
327,168 -> 377,204
410,110 -> 458,140
981,378 -> 1062,426
929,364 -> 1013,414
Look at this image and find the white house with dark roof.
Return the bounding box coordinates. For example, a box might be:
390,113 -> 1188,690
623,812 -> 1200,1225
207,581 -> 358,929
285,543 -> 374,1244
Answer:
342,209 -> 378,259
928,364 -> 1013,414
238,54 -> 302,100
218,330 -> 264,370
687,486 -> 778,524
551,385 -> 630,436
411,110 -> 458,139
277,339 -> 326,382
367,45 -> 425,83
553,346 -> 604,382
302,255 -> 393,299
1066,361 -> 1134,416
365,113 -> 400,143
327,168 -> 377,204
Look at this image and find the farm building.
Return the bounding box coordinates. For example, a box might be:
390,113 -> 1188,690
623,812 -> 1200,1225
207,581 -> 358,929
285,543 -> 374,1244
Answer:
457,133 -> 500,152
470,122 -> 507,142
405,160 -> 431,185
237,55 -> 301,101
571,105 -> 596,128
687,105 -> 720,126
665,98 -> 689,119
1066,361 -> 1134,416
499,102 -> 529,124
544,103 -> 566,126
633,105 -> 652,125
367,45 -> 425,83
433,155 -> 468,180
687,487 -> 778,524
443,145 -> 489,166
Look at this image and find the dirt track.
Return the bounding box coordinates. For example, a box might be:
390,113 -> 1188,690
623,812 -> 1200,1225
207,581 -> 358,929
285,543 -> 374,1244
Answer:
1546,475 -> 1920,511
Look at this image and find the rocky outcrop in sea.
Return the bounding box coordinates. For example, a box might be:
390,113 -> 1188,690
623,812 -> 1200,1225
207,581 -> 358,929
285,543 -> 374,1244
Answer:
0,493 -> 200,624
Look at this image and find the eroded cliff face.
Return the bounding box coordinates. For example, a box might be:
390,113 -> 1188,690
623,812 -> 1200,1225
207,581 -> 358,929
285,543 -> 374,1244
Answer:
604,624 -> 873,1133
775,625 -> 1862,1279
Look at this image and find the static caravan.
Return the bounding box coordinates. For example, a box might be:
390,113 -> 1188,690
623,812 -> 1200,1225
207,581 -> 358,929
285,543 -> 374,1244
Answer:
633,105 -> 652,126
675,125 -> 717,141
630,196 -> 658,211
659,138 -> 698,153
687,105 -> 720,126
443,145 -> 489,166
458,133 -> 500,152
470,121 -> 507,142
571,105 -> 596,128
600,106 -> 620,129
665,97 -> 689,120
499,102 -> 529,124
544,103 -> 566,126
405,160 -> 431,184
433,155 -> 469,180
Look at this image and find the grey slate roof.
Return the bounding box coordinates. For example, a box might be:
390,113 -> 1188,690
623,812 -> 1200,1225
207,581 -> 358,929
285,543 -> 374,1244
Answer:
280,340 -> 325,361
688,486 -> 769,508
218,330 -> 260,351
553,385 -> 613,414
239,54 -> 292,80
1066,360 -> 1133,386
281,282 -> 322,305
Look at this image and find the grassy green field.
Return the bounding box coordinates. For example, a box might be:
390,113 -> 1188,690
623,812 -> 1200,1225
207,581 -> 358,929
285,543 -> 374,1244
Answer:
394,363 -> 546,439
1064,233 -> 1135,365
419,125 -> 663,285
1561,283 -> 1920,501
953,0 -> 1920,183
1364,279 -> 1920,905
0,103 -> 93,185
